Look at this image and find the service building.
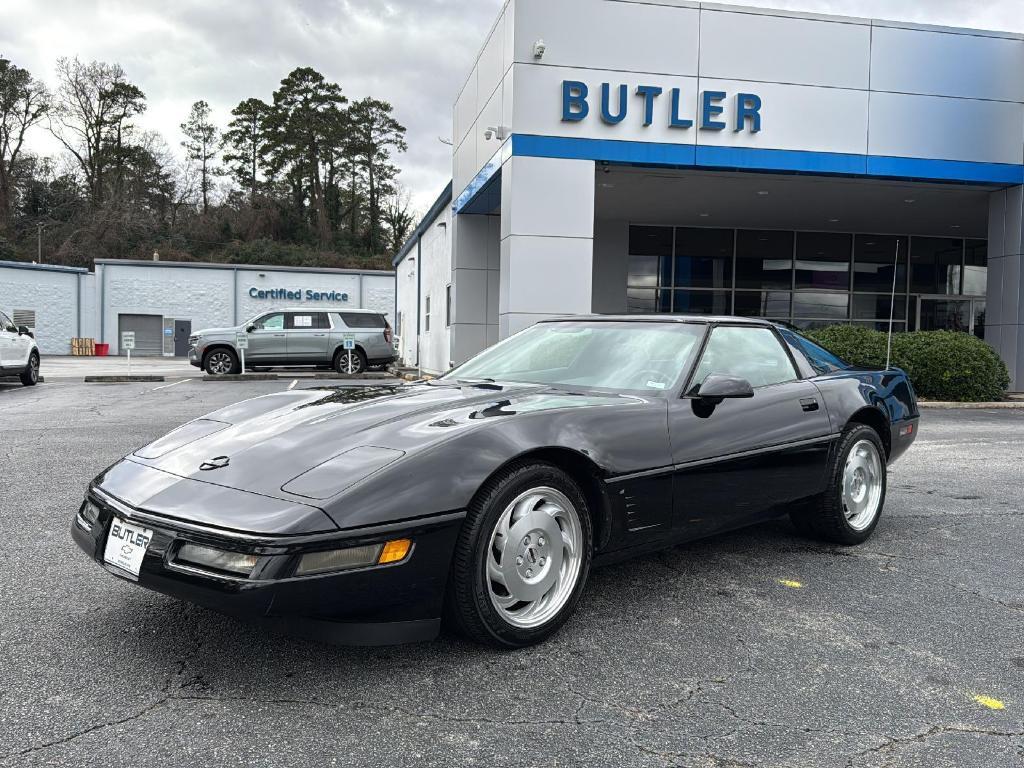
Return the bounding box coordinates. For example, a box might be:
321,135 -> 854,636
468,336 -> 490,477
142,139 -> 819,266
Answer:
0,259 -> 394,357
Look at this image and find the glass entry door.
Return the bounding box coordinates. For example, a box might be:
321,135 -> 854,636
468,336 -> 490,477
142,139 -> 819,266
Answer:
915,296 -> 986,338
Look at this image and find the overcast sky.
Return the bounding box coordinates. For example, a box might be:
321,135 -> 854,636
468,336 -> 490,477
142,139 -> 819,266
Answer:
2,0 -> 1023,214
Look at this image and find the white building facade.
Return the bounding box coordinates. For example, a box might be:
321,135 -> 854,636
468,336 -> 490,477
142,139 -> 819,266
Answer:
0,259 -> 394,357
395,0 -> 1024,387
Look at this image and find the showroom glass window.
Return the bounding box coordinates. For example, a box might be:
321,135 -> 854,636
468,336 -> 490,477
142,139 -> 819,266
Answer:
624,225 -> 986,337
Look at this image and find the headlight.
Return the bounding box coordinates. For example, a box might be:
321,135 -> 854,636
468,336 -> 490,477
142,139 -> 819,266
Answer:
76,499 -> 101,531
295,538 -> 411,576
176,543 -> 258,576
188,335 -> 199,347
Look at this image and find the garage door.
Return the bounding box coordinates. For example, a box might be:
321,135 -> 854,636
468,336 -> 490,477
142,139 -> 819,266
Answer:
117,314 -> 163,356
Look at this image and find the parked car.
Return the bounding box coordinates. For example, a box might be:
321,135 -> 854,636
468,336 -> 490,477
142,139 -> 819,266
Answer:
73,316 -> 918,648
0,310 -> 39,386
188,308 -> 394,376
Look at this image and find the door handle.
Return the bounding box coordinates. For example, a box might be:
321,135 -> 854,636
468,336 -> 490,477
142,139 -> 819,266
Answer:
800,398 -> 819,412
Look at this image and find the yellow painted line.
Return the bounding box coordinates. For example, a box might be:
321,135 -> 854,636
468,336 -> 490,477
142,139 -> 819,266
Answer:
778,579 -> 804,589
973,694 -> 1006,710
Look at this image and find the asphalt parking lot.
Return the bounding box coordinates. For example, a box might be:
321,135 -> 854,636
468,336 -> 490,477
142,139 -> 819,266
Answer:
0,377 -> 1022,767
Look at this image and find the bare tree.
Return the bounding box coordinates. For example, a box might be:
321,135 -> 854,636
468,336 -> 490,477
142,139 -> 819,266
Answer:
48,57 -> 145,207
382,184 -> 415,254
0,56 -> 49,233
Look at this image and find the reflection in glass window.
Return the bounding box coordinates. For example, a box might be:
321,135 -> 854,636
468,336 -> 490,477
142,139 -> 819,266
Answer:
852,294 -> 907,321
627,255 -> 660,287
671,290 -> 730,315
734,291 -> 792,318
674,228 -> 733,289
256,313 -> 284,330
691,326 -> 797,389
627,288 -> 658,313
973,300 -> 986,339
795,232 -> 851,291
793,292 -> 849,319
911,237 -> 963,294
854,235 -> 908,293
964,240 -> 987,296
736,230 -> 793,289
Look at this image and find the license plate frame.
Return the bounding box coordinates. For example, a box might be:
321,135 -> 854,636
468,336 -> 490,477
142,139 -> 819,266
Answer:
103,516 -> 154,578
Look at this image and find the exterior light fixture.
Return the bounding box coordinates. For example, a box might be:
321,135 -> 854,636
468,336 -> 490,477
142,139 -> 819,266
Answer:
533,39 -> 546,58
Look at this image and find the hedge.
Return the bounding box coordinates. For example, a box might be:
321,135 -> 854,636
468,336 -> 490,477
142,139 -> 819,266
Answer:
806,325 -> 1010,402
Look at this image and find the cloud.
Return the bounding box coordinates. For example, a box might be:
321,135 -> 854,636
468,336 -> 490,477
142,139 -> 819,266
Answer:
1,0 -> 1022,215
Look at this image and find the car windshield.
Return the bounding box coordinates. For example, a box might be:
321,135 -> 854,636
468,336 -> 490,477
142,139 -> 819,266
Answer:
442,321 -> 705,393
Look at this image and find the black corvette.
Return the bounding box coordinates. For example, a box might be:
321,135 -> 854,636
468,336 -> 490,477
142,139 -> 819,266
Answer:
73,316 -> 919,647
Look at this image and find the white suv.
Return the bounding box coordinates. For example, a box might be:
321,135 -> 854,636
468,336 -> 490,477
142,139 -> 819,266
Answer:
0,310 -> 40,386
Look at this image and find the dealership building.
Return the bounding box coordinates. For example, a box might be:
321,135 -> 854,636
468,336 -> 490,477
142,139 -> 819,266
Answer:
395,0 -> 1024,389
0,259 -> 395,357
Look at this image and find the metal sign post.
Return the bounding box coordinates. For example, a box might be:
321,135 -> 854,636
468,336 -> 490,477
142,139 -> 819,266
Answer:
342,333 -> 356,374
236,333 -> 249,374
121,331 -> 135,376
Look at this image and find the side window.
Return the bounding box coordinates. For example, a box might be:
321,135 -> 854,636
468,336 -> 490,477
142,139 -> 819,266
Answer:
0,311 -> 14,332
692,326 -> 797,389
339,313 -> 384,329
778,328 -> 850,376
286,313 -> 317,329
256,313 -> 284,331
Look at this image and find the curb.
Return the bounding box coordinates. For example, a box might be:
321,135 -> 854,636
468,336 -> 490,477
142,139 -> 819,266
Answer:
918,401 -> 1024,409
84,375 -> 166,383
0,376 -> 44,384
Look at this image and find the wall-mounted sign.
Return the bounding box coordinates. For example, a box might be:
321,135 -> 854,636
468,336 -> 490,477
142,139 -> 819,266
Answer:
248,287 -> 350,302
561,80 -> 762,133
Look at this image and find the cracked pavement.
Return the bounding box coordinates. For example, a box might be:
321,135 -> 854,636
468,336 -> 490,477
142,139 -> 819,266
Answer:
0,378 -> 1021,767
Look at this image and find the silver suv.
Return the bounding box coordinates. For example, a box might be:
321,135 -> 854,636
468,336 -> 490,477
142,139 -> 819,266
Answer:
189,308 -> 394,376
0,310 -> 40,386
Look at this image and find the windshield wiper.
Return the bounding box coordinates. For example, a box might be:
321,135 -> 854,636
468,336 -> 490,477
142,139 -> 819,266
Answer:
456,377 -> 504,390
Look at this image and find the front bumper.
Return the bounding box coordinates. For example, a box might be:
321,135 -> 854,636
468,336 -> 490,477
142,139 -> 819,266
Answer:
72,488 -> 464,645
188,346 -> 201,368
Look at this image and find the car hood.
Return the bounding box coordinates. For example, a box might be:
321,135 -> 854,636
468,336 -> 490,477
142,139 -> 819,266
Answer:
117,382 -> 628,522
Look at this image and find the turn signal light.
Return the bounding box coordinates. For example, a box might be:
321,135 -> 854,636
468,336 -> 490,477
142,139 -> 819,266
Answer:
378,539 -> 412,564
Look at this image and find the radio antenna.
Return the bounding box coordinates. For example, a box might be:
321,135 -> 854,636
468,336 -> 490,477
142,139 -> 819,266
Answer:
885,238 -> 900,370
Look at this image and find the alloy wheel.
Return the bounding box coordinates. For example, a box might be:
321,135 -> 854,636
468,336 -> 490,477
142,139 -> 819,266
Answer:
842,439 -> 883,531
486,486 -> 584,629
208,351 -> 233,375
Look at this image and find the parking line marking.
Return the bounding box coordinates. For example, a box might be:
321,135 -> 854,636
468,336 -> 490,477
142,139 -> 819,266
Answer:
151,379 -> 191,391
778,579 -> 804,589
288,379 -> 298,390
973,694 -> 1006,710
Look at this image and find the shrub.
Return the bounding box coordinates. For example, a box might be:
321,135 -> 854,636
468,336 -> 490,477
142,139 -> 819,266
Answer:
806,325 -> 1010,402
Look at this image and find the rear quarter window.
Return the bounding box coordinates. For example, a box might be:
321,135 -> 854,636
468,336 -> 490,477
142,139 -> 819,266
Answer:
779,328 -> 851,375
340,312 -> 385,329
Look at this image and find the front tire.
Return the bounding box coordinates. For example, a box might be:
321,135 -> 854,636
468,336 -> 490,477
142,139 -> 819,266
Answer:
204,348 -> 239,376
791,424 -> 886,545
20,353 -> 39,386
333,348 -> 366,375
446,462 -> 593,648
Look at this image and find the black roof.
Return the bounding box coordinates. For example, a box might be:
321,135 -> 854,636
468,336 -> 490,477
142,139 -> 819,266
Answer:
538,314 -> 775,325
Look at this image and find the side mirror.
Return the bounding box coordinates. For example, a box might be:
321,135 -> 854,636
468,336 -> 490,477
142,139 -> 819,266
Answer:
246,325 -> 256,333
693,374 -> 754,404
18,325 -> 33,338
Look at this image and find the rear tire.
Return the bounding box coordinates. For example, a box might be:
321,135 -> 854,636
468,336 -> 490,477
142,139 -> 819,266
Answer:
20,352 -> 39,386
204,348 -> 239,375
790,424 -> 886,545
333,348 -> 366,375
446,462 -> 593,648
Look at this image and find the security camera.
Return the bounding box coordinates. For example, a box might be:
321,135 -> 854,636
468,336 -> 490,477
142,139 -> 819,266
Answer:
485,126 -> 508,141
533,39 -> 546,59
